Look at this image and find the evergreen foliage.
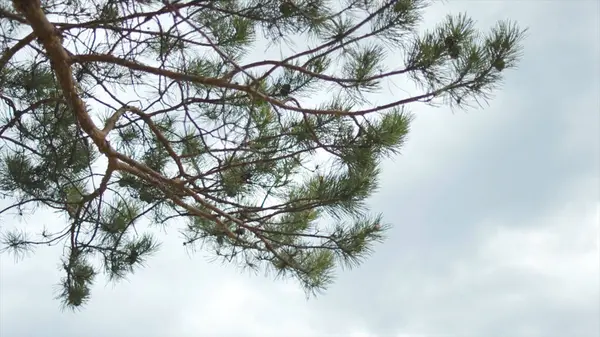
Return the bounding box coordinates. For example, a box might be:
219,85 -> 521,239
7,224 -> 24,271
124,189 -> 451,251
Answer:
0,0 -> 526,309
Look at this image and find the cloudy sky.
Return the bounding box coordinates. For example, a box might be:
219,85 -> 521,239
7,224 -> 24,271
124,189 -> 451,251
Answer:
1,0 -> 599,336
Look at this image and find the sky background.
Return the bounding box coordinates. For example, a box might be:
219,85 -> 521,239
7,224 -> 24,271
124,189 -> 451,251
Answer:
1,0 -> 599,336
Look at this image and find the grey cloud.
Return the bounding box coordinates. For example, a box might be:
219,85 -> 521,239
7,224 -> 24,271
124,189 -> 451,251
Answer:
1,1 -> 599,337
296,2 -> 600,336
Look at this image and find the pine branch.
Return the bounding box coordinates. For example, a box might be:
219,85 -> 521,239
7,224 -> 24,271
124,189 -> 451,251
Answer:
0,0 -> 526,308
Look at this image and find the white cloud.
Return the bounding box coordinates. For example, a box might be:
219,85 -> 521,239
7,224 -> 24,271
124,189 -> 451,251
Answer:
477,201 -> 599,302
382,198 -> 599,337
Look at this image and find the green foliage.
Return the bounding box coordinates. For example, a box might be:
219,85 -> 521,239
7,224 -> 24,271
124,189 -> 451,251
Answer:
0,0 -> 526,309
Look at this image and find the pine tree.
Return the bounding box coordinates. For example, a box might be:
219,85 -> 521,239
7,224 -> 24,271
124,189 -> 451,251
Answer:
0,0 -> 526,309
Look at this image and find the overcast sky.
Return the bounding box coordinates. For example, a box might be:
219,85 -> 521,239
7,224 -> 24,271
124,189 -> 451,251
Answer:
1,0 -> 599,336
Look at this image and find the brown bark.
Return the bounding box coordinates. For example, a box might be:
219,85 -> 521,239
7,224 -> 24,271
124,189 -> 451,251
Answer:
13,0 -> 111,154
